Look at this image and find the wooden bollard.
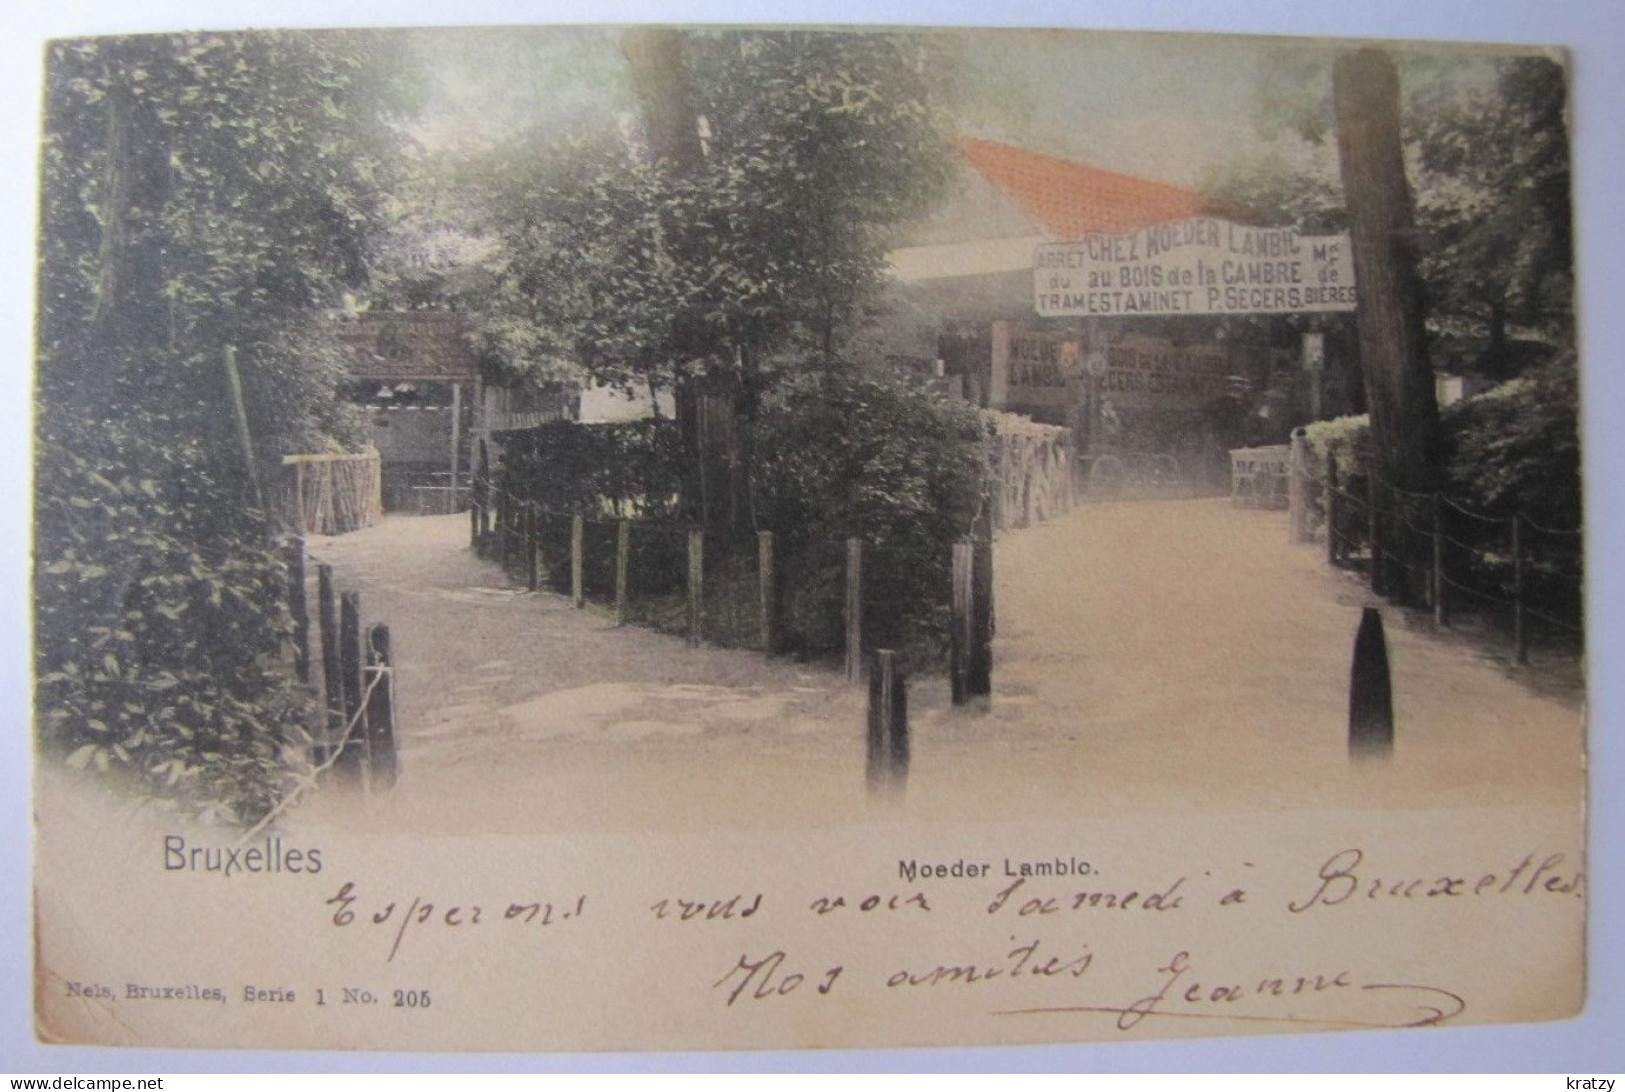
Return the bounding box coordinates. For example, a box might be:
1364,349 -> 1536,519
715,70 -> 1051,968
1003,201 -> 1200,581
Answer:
1349,607 -> 1394,758
1367,473 -> 1385,597
845,538 -> 863,685
527,506 -> 541,592
757,530 -> 775,656
1432,494 -> 1448,628
615,521 -> 631,626
1289,428 -> 1311,544
1325,456 -> 1340,566
477,440 -> 491,536
364,623 -> 398,792
687,530 -> 704,647
571,514 -> 586,609
316,563 -> 342,764
336,591 -> 369,784
286,535 -> 309,684
498,490 -> 510,568
969,537 -> 994,697
469,498 -> 481,551
1512,516 -> 1527,665
866,649 -> 908,795
950,541 -> 974,705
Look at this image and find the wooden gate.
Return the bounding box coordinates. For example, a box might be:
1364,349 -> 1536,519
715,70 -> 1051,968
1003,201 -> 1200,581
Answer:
284,450 -> 382,535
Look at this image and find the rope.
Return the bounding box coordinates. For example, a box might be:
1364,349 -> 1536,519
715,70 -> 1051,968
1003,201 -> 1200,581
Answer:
1523,604 -> 1584,633
1441,495 -> 1511,526
1440,572 -> 1515,607
237,666 -> 389,844
1296,463 -> 1579,535
1441,530 -> 1508,555
1522,516 -> 1584,537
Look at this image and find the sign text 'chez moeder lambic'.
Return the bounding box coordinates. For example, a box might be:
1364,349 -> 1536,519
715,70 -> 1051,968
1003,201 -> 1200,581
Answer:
1034,218 -> 1358,318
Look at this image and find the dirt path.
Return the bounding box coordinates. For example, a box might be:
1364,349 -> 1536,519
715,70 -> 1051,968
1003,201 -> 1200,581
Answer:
297,501 -> 1584,835
904,498 -> 1583,819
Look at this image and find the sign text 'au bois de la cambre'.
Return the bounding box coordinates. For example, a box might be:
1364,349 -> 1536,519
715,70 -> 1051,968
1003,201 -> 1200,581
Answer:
1034,217 -> 1358,318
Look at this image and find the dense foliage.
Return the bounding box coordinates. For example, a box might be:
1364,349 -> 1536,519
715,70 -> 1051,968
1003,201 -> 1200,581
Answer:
498,421 -> 686,520
471,29 -> 958,535
36,32 -> 420,822
748,365 -> 988,663
474,30 -> 952,388
1411,57 -> 1574,356
1302,353 -> 1581,620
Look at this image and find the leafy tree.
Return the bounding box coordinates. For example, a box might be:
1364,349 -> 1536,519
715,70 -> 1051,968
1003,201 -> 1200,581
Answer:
1411,56 -> 1574,363
1235,49 -> 1573,367
472,29 -> 954,529
36,31 -> 421,821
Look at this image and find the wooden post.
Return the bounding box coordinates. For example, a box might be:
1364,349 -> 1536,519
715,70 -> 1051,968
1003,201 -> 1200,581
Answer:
989,320 -> 1013,410
533,523 -> 545,595
469,495 -> 481,550
1289,427 -> 1311,544
867,649 -> 908,795
364,623 -> 398,792
1367,471 -> 1384,596
1349,606 -> 1394,758
337,591 -> 368,785
293,462 -> 307,534
527,505 -> 541,592
222,345 -> 266,521
286,535 -> 309,684
968,537 -> 994,697
950,541 -> 974,705
498,489 -> 510,568
449,380 -> 462,503
687,529 -> 704,647
478,440 -> 492,540
1325,456 -> 1340,566
757,530 -> 775,655
845,538 -> 863,685
1432,493 -> 1448,627
1512,516 -> 1527,665
571,514 -> 586,609
616,521 -> 632,626
316,563 -> 342,765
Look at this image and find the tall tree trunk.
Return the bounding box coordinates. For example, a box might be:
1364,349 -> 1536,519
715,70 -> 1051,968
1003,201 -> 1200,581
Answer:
1334,48 -> 1441,603
623,29 -> 713,530
89,56 -> 172,359
1333,48 -> 1441,488
623,28 -> 760,540
621,28 -> 705,170
1486,298 -> 1510,378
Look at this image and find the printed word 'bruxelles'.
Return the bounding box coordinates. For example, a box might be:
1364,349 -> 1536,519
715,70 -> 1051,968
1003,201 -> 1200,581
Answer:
162,835 -> 323,878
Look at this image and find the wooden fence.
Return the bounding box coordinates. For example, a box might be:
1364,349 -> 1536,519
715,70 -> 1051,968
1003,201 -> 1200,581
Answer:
284,534 -> 398,794
283,450 -> 382,536
1283,431 -> 1583,665
470,485 -> 995,710
984,412 -> 1075,532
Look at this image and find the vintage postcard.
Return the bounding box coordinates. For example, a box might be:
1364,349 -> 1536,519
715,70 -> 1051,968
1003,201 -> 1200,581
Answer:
30,22 -> 1587,1054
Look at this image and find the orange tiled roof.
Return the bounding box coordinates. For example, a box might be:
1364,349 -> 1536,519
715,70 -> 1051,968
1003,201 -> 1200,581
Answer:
956,136 -> 1213,239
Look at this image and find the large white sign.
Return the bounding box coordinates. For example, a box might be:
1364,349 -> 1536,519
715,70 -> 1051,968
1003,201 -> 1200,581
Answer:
1034,217 -> 1358,318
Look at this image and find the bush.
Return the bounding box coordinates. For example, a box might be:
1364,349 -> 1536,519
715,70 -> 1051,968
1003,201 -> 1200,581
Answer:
500,419 -> 686,519
1441,352 -> 1580,527
751,367 -> 987,666
34,400 -> 316,826
494,365 -> 989,669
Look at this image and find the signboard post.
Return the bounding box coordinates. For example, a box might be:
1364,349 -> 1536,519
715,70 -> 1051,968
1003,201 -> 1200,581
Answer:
1034,217 -> 1358,318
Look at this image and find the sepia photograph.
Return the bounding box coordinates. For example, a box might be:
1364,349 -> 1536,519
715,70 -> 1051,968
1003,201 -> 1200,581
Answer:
10,0 -> 1621,1070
